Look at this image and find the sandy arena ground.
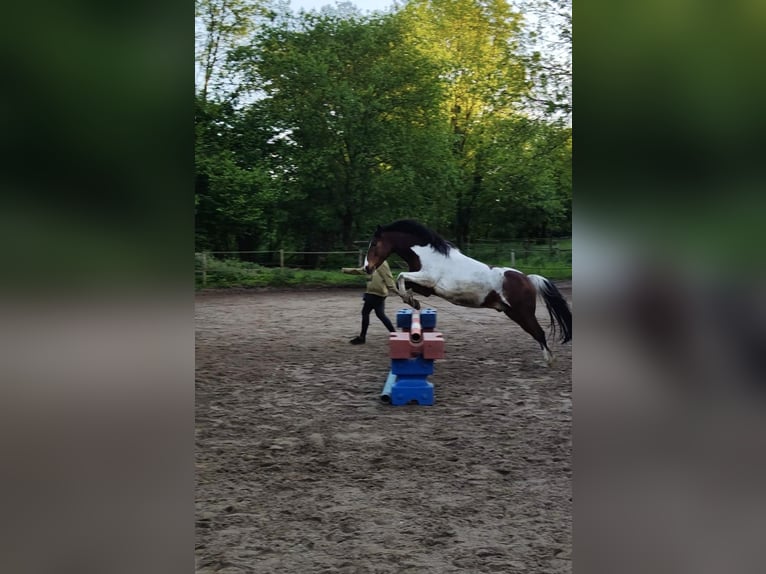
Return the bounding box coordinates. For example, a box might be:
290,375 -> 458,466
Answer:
196,284 -> 572,573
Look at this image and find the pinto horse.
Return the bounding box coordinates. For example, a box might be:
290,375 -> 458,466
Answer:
363,220 -> 572,365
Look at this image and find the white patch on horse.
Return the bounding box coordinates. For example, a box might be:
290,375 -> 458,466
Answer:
405,245 -> 516,309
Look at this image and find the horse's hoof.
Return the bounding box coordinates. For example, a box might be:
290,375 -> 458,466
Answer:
543,349 -> 555,366
411,299 -> 421,310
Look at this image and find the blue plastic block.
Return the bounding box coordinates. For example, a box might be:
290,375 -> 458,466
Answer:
391,357 -> 434,376
390,378 -> 434,406
396,309 -> 413,330
420,308 -> 437,330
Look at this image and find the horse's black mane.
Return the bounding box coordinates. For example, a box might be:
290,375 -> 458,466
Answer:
378,219 -> 454,256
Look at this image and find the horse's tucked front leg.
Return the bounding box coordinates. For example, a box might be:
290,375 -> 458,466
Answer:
396,273 -> 421,310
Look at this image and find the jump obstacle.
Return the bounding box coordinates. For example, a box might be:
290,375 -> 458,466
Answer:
380,308 -> 445,406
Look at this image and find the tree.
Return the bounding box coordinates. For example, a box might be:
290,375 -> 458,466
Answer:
399,0 -> 530,245
195,97 -> 278,252
194,2 -> 571,256
231,12 -> 457,253
476,116 -> 571,238
513,0 -> 572,120
195,0 -> 272,102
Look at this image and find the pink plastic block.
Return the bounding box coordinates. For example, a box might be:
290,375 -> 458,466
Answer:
388,331 -> 445,359
422,332 -> 445,359
388,332 -> 418,359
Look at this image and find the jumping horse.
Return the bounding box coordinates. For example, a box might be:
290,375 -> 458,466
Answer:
363,220 -> 572,365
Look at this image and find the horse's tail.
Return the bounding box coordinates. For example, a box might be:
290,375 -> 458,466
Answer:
527,274 -> 572,343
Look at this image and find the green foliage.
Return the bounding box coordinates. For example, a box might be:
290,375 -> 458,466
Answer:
474,116 -> 572,237
195,2 -> 572,274
463,239 -> 571,280
396,0 -> 570,245
195,243 -> 571,289
228,11 -> 458,250
195,256 -> 367,289
195,0 -> 273,101
195,98 -> 279,251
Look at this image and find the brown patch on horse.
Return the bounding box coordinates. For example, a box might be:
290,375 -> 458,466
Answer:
502,270 -> 536,307
400,249 -> 422,272
481,289 -> 506,311
501,270 -> 550,351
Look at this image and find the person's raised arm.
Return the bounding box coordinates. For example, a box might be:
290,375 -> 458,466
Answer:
341,266 -> 367,275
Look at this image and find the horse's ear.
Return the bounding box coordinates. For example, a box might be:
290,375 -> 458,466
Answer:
375,225 -> 382,235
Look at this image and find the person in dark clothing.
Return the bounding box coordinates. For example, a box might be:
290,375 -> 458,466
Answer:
341,260 -> 397,344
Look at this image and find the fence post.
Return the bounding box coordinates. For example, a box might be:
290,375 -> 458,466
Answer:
511,250 -> 515,267
201,253 -> 207,287
358,249 -> 363,267
279,249 -> 284,269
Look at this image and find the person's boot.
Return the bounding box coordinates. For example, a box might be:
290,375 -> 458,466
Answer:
349,336 -> 366,345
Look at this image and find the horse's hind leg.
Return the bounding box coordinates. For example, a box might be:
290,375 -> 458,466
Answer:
504,305 -> 554,366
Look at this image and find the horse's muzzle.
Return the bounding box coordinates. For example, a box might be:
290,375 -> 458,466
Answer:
363,265 -> 374,274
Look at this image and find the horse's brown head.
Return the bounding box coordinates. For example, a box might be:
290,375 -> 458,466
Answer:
363,225 -> 393,274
